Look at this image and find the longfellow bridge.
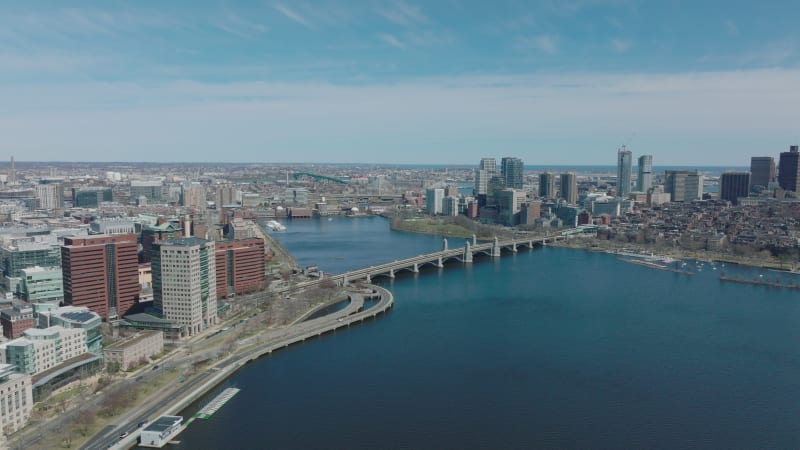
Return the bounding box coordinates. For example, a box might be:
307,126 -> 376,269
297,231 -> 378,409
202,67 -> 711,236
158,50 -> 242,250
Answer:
327,232 -> 581,285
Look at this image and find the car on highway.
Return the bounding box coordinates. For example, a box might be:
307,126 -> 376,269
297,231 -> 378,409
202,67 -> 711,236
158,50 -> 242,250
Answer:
119,432 -> 129,439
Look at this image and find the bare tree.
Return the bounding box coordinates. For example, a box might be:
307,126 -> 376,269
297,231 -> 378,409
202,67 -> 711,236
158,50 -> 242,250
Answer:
73,409 -> 96,436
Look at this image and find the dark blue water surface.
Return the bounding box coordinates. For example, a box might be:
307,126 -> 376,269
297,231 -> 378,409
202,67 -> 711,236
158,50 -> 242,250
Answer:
173,217 -> 800,450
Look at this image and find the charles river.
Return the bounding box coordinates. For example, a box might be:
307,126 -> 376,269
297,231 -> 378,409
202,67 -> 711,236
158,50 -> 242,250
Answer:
168,216 -> 800,449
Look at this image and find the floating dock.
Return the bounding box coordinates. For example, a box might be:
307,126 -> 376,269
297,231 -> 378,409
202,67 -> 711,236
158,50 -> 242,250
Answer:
621,258 -> 693,275
194,387 -> 241,419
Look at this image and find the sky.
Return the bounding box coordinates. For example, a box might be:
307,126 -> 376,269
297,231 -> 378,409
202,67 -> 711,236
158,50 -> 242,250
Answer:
1,0 -> 800,166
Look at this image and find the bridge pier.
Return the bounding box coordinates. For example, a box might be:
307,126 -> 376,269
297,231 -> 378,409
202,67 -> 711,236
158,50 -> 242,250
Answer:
472,234 -> 477,246
463,241 -> 473,263
442,238 -> 448,251
511,242 -> 518,253
491,236 -> 501,257
365,274 -> 371,283
436,256 -> 443,268
389,269 -> 395,278
412,263 -> 419,273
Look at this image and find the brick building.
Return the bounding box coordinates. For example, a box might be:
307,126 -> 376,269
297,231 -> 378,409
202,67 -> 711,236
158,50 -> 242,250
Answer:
215,238 -> 266,299
61,234 -> 139,320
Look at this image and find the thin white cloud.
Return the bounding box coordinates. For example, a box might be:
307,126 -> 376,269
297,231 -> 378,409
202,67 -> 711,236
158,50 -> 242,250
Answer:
377,1 -> 429,26
379,33 -> 405,49
273,3 -> 314,29
725,19 -> 738,35
518,35 -> 559,55
610,38 -> 633,53
213,11 -> 268,38
0,8 -> 179,39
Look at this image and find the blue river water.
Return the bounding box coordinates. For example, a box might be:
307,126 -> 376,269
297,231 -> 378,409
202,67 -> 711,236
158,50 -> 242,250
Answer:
171,216 -> 800,449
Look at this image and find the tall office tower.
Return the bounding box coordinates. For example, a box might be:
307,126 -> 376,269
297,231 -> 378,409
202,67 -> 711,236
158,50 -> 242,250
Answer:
152,238 -> 218,337
35,183 -> 63,209
474,158 -> 498,195
664,170 -> 704,202
616,146 -> 633,197
425,188 -> 444,215
215,238 -> 266,299
637,155 -> 653,192
539,172 -> 556,198
8,156 -> 15,184
61,234 -> 139,321
720,172 -> 751,205
778,145 -> 800,192
560,172 -> 577,204
749,157 -> 775,190
500,157 -> 524,189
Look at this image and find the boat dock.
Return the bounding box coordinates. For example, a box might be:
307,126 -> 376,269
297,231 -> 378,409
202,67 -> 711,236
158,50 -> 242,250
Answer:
194,387 -> 241,419
621,258 -> 694,276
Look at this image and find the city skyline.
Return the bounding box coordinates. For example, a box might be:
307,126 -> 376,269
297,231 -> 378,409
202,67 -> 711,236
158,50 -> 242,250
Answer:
2,1 -> 800,165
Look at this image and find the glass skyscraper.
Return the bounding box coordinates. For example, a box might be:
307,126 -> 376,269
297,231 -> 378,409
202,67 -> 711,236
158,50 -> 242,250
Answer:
617,147 -> 633,197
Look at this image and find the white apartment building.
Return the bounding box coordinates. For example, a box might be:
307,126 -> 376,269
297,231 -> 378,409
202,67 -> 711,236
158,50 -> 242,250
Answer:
0,364 -> 33,435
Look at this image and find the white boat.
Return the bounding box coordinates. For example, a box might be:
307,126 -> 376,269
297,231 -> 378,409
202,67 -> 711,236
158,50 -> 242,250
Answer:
265,220 -> 286,231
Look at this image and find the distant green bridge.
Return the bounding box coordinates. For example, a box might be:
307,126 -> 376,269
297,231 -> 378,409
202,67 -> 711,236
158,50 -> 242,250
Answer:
291,171 -> 349,184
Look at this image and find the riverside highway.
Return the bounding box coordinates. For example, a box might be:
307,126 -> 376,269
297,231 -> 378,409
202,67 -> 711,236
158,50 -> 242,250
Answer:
80,286 -> 393,450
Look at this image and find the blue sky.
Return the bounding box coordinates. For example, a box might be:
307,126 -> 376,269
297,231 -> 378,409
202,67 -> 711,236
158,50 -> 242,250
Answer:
1,0 -> 799,165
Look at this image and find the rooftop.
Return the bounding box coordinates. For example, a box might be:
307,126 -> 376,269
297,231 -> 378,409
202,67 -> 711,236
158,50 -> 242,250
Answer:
105,330 -> 161,350
143,415 -> 183,433
160,237 -> 208,247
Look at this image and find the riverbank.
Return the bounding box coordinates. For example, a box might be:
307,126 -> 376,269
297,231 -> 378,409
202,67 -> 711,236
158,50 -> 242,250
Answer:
388,216 -> 510,240
551,238 -> 797,272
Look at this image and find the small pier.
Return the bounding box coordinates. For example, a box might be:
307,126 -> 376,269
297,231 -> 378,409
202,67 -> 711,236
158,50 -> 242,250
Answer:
195,387 -> 241,419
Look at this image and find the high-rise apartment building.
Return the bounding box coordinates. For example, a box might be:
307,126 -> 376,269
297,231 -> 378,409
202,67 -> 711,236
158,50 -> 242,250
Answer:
637,155 -> 653,192
616,146 -> 633,197
749,157 -> 775,190
152,238 -> 218,337
441,196 -> 459,217
500,157 -> 524,189
61,234 -> 139,320
181,184 -> 206,209
425,188 -> 444,215
560,172 -> 577,204
215,238 -> 266,299
778,145 -> 800,192
474,158 -> 497,195
720,172 -> 751,205
35,183 -> 63,209
215,184 -> 238,207
539,172 -> 556,198
664,171 -> 704,202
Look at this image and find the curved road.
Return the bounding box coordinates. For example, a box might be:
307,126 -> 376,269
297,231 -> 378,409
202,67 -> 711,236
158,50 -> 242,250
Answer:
81,286 -> 393,450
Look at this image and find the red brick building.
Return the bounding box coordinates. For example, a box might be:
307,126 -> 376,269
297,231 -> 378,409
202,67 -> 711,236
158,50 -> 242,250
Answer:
61,234 -> 139,320
215,238 -> 266,299
0,305 -> 35,339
